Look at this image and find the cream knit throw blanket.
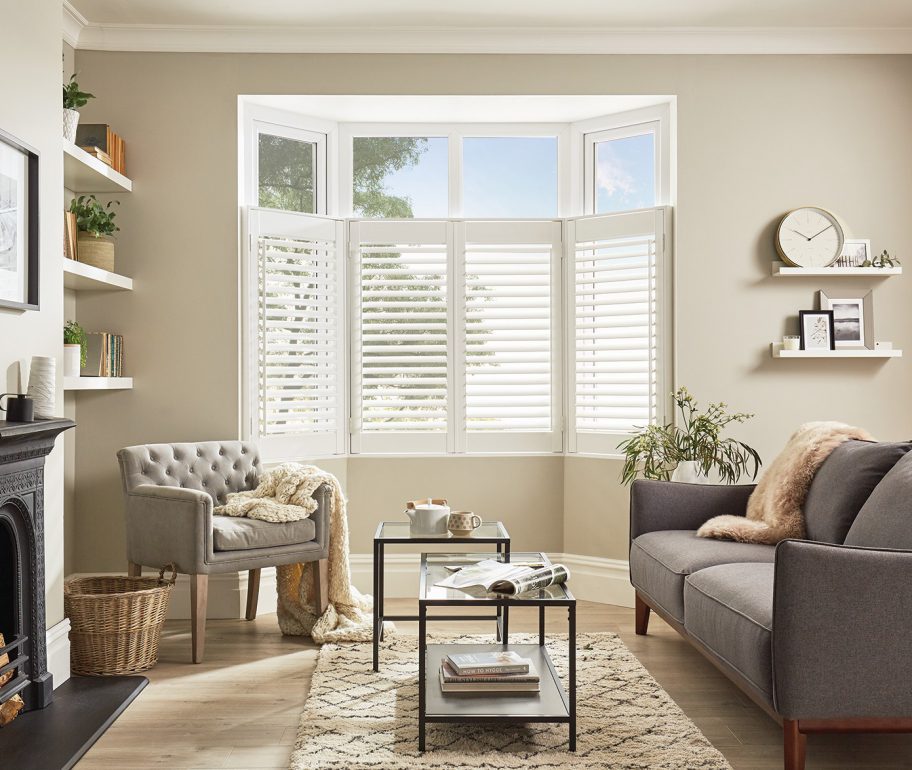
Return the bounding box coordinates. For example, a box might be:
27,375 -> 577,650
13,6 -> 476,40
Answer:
697,421 -> 873,545
215,463 -> 379,643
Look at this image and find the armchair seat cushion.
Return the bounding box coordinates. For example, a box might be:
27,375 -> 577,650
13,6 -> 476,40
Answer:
630,530 -> 775,623
683,562 -> 775,704
213,515 -> 316,552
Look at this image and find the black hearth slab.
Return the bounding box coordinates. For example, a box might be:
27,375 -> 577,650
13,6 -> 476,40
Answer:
0,674 -> 147,770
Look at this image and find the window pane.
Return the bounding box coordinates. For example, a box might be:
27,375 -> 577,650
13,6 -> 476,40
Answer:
463,137 -> 558,218
353,137 -> 447,218
258,133 -> 316,213
594,132 -> 655,214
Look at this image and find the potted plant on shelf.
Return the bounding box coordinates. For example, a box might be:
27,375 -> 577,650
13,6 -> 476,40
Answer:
63,74 -> 94,143
69,195 -> 119,271
619,387 -> 762,485
63,320 -> 88,378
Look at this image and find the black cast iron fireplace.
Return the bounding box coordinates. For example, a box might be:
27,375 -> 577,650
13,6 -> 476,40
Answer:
0,418 -> 74,714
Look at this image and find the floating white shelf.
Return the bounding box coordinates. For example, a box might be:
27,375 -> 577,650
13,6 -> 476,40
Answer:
772,261 -> 901,277
770,343 -> 902,359
63,139 -> 132,193
64,376 -> 133,391
63,259 -> 133,292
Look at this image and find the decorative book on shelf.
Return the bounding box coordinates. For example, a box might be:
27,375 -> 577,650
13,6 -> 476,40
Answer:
81,332 -> 125,377
75,124 -> 126,175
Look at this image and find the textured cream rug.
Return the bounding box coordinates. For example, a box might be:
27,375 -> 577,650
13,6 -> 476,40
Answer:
290,633 -> 731,769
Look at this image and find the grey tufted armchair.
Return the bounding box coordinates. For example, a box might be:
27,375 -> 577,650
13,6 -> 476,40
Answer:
117,441 -> 329,663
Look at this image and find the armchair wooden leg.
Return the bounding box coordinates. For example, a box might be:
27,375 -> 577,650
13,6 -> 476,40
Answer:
127,561 -> 142,578
783,719 -> 806,770
310,559 -> 329,616
635,592 -> 651,635
190,574 -> 208,664
246,569 -> 261,621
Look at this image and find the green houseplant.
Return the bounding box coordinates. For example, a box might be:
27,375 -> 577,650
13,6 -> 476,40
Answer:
619,387 -> 762,485
69,195 -> 119,272
63,320 -> 88,377
63,74 -> 94,142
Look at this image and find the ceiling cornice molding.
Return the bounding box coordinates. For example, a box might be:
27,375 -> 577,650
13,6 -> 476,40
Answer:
68,23 -> 912,55
62,1 -> 88,48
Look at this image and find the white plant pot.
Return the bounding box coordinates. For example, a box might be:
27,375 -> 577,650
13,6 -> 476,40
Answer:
63,108 -> 80,142
671,460 -> 710,484
64,345 -> 82,377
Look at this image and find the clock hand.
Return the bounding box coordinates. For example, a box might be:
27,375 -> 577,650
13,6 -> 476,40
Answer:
808,224 -> 834,240
788,228 -> 812,241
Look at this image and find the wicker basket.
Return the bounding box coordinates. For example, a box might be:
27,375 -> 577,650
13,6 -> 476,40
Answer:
65,565 -> 176,676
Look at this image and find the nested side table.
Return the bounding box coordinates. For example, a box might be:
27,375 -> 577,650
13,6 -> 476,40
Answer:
372,521 -> 510,671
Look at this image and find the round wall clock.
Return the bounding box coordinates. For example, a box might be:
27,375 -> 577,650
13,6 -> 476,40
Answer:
775,207 -> 845,268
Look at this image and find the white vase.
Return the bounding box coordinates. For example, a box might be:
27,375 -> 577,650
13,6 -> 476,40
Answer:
63,108 -> 80,142
26,356 -> 56,419
671,460 -> 710,484
64,345 -> 82,377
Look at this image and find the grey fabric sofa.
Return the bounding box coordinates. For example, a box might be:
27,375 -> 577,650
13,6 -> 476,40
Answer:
117,441 -> 330,662
629,440 -> 912,770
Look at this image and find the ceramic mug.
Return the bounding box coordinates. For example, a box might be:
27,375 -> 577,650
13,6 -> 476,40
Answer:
447,511 -> 482,536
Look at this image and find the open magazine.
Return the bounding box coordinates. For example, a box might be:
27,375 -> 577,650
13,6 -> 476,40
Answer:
436,559 -> 570,595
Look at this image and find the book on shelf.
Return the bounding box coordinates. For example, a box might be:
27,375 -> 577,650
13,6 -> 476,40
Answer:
81,332 -> 125,377
441,661 -> 538,684
445,650 -> 530,676
435,559 -> 570,596
75,124 -> 126,175
79,145 -> 113,167
438,666 -> 540,693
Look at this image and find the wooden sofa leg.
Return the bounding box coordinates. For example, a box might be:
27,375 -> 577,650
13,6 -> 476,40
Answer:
191,574 -> 208,664
127,561 -> 142,577
246,568 -> 261,621
635,592 -> 651,635
783,719 -> 806,770
310,559 -> 329,615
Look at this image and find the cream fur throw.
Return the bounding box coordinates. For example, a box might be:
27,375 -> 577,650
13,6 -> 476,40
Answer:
696,421 -> 874,545
215,464 -> 386,643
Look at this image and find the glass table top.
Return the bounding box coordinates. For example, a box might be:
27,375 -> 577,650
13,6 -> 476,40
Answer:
376,520 -> 509,542
419,551 -> 574,603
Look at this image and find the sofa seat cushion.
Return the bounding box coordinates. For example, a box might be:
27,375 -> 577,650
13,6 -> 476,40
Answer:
683,563 -> 775,704
845,451 -> 912,549
803,440 -> 912,544
630,530 -> 775,623
212,515 -> 315,552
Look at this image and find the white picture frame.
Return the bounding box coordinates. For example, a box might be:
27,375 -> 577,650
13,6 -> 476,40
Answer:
838,239 -> 872,268
819,289 -> 874,349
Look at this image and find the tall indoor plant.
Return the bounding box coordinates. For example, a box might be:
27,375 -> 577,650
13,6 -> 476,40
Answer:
619,387 -> 762,485
69,194 -> 120,272
63,74 -> 94,142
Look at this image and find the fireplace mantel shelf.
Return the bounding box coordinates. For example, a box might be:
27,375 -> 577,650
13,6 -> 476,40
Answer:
0,418 -> 76,442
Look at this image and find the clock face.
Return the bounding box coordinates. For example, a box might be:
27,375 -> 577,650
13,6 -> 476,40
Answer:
776,208 -> 845,268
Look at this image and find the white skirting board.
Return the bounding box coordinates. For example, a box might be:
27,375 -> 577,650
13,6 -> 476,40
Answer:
47,617 -> 71,688
66,554 -> 632,623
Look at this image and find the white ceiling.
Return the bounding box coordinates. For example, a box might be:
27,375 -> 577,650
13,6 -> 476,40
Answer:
66,0 -> 912,29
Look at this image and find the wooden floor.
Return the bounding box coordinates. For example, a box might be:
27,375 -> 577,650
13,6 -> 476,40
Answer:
77,599 -> 912,769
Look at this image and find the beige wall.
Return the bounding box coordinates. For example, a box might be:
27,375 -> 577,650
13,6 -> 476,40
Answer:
70,51 -> 912,570
0,1 -> 65,624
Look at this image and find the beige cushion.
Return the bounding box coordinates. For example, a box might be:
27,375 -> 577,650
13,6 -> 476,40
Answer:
212,515 -> 316,552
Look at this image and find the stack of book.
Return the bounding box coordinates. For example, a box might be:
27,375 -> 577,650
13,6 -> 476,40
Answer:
439,651 -> 540,694
75,123 -> 126,175
82,332 -> 125,377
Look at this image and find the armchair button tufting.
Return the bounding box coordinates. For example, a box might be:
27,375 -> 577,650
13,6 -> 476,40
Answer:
196,449 -> 202,457
202,481 -> 208,487
241,448 -> 247,454
211,464 -> 218,471
165,469 -> 171,476
219,448 -> 225,456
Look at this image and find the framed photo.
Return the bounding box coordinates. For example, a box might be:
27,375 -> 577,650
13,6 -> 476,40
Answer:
819,289 -> 874,349
0,127 -> 39,311
799,310 -> 835,351
837,239 -> 872,268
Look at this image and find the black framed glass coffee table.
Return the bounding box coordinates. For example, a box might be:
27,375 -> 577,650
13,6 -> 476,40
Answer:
417,551 -> 576,752
372,521 -> 511,671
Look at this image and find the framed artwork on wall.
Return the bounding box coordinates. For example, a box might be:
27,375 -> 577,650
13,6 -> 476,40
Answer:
0,127 -> 39,311
838,239 -> 872,268
818,289 -> 874,349
798,310 -> 835,351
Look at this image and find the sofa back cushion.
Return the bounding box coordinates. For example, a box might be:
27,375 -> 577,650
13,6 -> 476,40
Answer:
844,451 -> 912,549
803,440 -> 912,543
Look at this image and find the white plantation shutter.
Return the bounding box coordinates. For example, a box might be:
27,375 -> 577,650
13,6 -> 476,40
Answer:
244,208 -> 346,458
568,207 -> 671,454
350,220 -> 451,454
462,220 -> 562,453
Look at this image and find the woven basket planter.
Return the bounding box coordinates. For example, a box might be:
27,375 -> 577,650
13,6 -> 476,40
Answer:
65,566 -> 176,676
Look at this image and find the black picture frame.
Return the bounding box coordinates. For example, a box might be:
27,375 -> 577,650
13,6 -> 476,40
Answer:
0,126 -> 39,312
798,310 -> 836,351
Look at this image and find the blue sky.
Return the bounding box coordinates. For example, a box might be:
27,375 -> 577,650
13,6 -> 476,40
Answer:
371,133 -> 654,217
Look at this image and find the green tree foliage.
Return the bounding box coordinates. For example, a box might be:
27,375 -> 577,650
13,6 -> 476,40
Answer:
258,135 -> 315,213
353,137 -> 428,218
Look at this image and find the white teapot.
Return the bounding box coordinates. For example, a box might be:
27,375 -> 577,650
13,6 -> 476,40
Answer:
405,498 -> 450,535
